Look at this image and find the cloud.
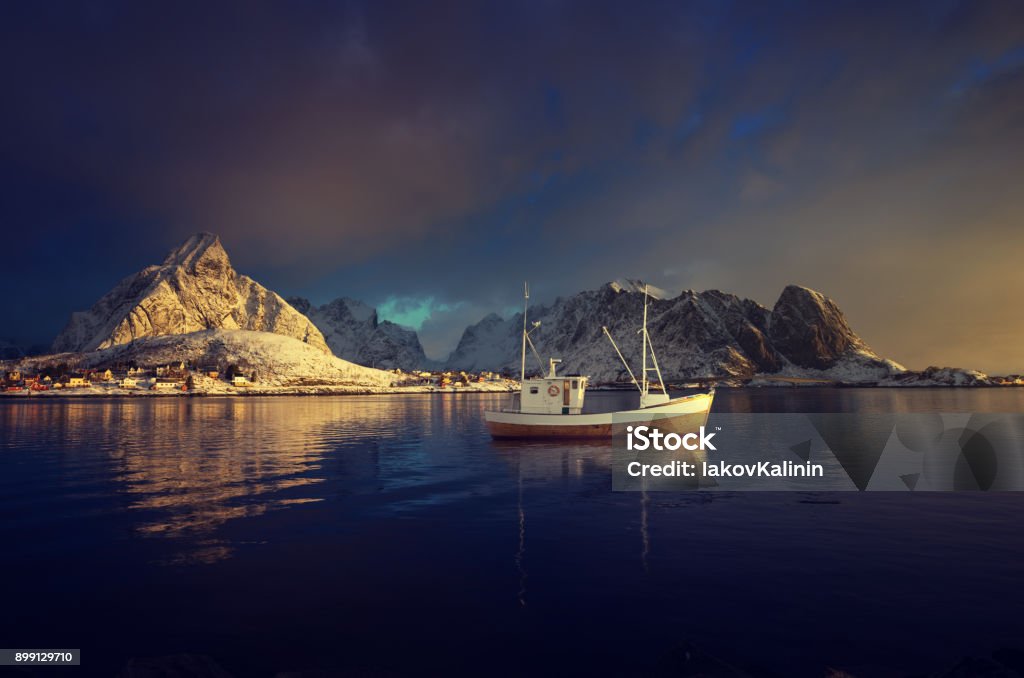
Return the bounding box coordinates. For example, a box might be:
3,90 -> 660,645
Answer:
377,296 -> 464,331
2,0 -> 1024,370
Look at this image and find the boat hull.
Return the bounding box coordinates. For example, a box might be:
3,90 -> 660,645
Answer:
485,392 -> 714,439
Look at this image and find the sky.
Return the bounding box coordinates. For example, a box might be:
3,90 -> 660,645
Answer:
1,0 -> 1022,372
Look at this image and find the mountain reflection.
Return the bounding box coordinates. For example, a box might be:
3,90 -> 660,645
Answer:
1,396 -> 479,564
1,392 -> 670,567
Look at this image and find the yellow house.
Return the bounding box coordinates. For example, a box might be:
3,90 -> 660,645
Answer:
67,377 -> 87,388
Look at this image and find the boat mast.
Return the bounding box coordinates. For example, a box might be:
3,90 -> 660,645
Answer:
641,284 -> 667,395
520,281 -> 529,384
640,284 -> 649,401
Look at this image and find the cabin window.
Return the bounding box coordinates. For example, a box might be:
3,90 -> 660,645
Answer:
571,380 -> 578,390
529,387 -> 539,394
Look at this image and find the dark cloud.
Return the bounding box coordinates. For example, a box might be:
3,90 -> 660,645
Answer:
1,0 -> 1022,370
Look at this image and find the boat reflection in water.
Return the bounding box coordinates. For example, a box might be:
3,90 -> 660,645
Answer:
490,438 -> 697,600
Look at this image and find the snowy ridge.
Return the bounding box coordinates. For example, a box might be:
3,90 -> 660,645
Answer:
446,281 -> 907,383
445,312 -> 526,372
609,279 -> 668,299
879,366 -> 993,387
52,233 -> 329,354
287,297 -> 428,370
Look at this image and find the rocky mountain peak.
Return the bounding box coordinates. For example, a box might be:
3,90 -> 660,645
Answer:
162,232 -> 229,272
328,297 -> 376,324
52,234 -> 328,354
607,279 -> 668,299
476,312 -> 504,326
768,284 -> 869,370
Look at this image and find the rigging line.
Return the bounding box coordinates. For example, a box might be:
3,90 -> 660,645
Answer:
602,326 -> 640,391
525,333 -> 546,376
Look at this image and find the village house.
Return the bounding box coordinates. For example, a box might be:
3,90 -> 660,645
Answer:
66,376 -> 88,388
119,376 -> 138,389
90,369 -> 114,382
232,375 -> 252,387
155,362 -> 187,378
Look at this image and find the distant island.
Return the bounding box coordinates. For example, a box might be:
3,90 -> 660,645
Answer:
2,233 -> 1019,396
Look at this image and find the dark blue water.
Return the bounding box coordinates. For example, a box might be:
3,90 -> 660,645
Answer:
2,389 -> 1023,676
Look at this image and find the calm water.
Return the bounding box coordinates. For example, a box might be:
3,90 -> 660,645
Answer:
2,389 -> 1023,677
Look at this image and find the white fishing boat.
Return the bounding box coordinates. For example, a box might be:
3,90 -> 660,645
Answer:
485,283 -> 714,439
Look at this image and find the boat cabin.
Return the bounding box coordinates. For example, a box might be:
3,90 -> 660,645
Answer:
520,361 -> 588,415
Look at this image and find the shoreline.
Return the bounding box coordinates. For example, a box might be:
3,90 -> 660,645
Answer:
2,382 -> 1021,400
0,383 -> 516,398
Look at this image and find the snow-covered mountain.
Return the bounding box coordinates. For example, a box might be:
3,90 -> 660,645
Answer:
287,297 -> 428,370
446,282 -> 906,383
52,233 -> 329,354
